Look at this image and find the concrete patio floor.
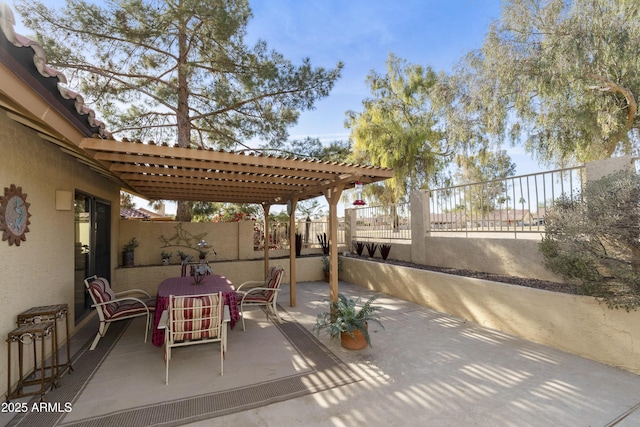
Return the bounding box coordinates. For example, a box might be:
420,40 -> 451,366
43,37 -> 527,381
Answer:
4,280 -> 640,426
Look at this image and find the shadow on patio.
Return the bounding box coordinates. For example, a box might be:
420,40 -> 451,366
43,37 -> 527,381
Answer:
5,281 -> 640,426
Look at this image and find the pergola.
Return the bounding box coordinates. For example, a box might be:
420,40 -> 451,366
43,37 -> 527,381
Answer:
0,9 -> 393,304
79,137 -> 393,305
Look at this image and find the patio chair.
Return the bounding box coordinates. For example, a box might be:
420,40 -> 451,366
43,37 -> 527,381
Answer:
235,266 -> 285,331
180,255 -> 193,277
159,292 -> 229,385
83,275 -> 156,351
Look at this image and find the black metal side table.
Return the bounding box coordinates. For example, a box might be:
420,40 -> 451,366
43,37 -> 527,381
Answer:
6,322 -> 55,401
16,304 -> 74,385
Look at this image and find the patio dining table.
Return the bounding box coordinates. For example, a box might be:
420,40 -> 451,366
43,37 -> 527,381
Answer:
152,274 -> 239,347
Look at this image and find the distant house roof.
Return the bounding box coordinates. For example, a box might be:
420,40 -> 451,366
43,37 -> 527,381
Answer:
120,207 -> 173,221
120,208 -> 150,220
138,207 -> 173,221
483,209 -> 533,221
430,212 -> 466,224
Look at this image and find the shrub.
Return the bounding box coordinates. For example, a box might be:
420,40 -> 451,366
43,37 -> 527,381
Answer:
539,169 -> 640,310
366,242 -> 378,257
317,232 -> 329,255
295,233 -> 303,257
379,244 -> 392,260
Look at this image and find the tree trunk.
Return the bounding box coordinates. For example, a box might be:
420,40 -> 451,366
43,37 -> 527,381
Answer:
176,201 -> 193,222
174,10 -> 193,222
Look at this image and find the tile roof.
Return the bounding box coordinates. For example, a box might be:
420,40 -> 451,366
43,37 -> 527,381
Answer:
0,2 -> 110,139
120,207 -> 151,220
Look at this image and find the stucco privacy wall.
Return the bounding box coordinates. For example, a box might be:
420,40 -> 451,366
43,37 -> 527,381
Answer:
119,219 -> 255,266
349,237 -> 561,282
423,236 -> 563,282
400,159 -> 632,282
116,219 -> 326,291
341,256 -> 640,375
344,214 -> 561,282
113,256 -> 324,296
0,113 -> 120,396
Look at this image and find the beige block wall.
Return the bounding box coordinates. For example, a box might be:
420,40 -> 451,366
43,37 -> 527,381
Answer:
0,113 -> 120,397
423,236 -> 564,282
118,219 -> 328,267
585,156 -> 634,181
341,256 -> 640,375
113,256 -> 325,296
119,220 -> 249,266
347,237 -> 559,283
350,242 -> 412,263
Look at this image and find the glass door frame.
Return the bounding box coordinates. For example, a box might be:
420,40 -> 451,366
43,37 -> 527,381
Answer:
74,192 -> 111,323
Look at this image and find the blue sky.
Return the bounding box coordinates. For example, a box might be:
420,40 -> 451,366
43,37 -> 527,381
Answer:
246,0 -> 501,142
245,0 -> 538,176
12,0 -> 542,211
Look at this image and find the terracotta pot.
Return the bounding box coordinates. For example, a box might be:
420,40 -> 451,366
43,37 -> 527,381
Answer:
341,328 -> 368,350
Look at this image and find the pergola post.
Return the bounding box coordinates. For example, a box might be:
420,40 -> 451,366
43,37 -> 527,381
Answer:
288,198 -> 298,307
324,184 -> 344,303
262,203 -> 270,278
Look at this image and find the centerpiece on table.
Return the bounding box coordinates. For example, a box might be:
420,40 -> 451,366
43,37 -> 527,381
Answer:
192,263 -> 212,284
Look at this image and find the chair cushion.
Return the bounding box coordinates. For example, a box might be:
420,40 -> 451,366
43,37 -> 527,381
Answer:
243,293 -> 270,303
110,301 -> 150,319
171,294 -> 220,341
261,267 -> 284,301
88,278 -> 118,317
88,277 -> 155,318
266,268 -> 283,289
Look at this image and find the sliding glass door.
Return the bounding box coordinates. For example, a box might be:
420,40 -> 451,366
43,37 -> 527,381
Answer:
74,193 -> 111,322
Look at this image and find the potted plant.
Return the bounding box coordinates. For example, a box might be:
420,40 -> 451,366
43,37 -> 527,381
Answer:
313,293 -> 384,350
177,250 -> 189,262
122,237 -> 138,267
317,232 -> 329,255
379,243 -> 392,260
366,242 -> 378,258
197,239 -> 210,260
321,255 -> 342,282
161,251 -> 172,265
295,232 -> 303,257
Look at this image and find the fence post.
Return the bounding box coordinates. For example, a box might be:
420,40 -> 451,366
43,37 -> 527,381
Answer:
585,156 -> 634,182
410,190 -> 430,264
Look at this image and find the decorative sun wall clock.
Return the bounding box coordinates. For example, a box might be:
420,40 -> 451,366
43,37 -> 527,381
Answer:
0,184 -> 31,246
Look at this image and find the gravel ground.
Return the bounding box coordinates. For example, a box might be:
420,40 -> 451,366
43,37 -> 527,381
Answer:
359,257 -> 579,295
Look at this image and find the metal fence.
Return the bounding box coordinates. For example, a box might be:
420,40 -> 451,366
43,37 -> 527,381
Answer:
253,165 -> 589,249
254,219 -> 344,250
351,165 -> 586,242
428,166 -> 585,236
352,202 -> 412,242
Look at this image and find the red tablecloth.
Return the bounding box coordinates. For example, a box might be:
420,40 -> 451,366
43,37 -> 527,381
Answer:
152,275 -> 239,346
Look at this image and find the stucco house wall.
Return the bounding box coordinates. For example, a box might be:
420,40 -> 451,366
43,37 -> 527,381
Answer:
0,113 -> 120,396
